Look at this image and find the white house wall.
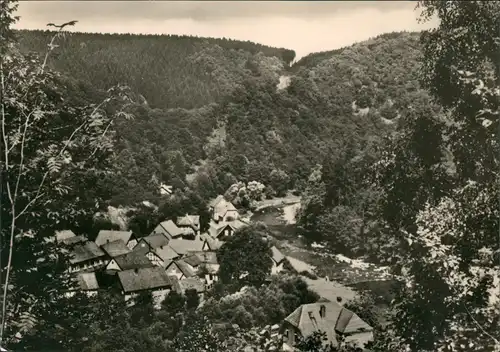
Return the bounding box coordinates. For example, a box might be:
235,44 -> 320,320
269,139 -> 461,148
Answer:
106,259 -> 121,271
165,265 -> 184,279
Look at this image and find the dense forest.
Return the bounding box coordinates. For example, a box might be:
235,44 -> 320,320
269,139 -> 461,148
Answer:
1,1 -> 499,351
17,29 -> 425,207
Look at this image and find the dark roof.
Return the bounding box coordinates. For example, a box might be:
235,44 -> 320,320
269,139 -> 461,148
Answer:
201,235 -> 225,251
70,242 -> 105,264
133,240 -> 150,256
133,239 -> 179,262
187,251 -> 218,265
95,230 -> 133,247
284,302 -> 373,346
118,267 -> 172,293
182,254 -> 203,267
155,245 -> 179,262
143,233 -> 170,249
113,251 -> 154,271
101,240 -> 131,258
165,259 -> 196,278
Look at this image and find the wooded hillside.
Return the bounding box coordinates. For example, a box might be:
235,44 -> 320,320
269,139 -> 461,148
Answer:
16,30 -> 427,206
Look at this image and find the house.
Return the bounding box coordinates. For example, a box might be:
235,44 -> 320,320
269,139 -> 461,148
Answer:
207,219 -> 249,240
69,242 -> 107,273
95,230 -> 138,250
135,233 -> 170,250
270,246 -> 285,275
150,220 -> 184,239
202,236 -> 225,251
55,230 -> 76,243
183,252 -> 220,288
176,214 -> 201,236
65,272 -> 100,298
200,233 -> 225,251
134,238 -> 179,267
106,251 -> 154,272
55,230 -> 87,246
167,238 -> 204,257
60,235 -> 87,246
164,259 -> 196,280
282,302 -> 373,351
171,276 -> 206,301
117,267 -> 173,307
101,240 -> 131,258
208,195 -> 239,222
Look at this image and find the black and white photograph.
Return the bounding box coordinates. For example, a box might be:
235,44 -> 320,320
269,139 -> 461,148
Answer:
0,0 -> 499,351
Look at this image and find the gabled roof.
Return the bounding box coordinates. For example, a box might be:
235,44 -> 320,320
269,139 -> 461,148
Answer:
155,245 -> 180,262
76,272 -> 99,291
61,235 -> 87,246
208,219 -> 249,238
143,233 -> 170,249
201,234 -> 225,251
155,220 -> 184,238
101,240 -> 131,258
213,198 -> 238,219
182,254 -> 203,268
55,230 -> 76,243
284,302 -> 372,346
165,259 -> 196,278
95,230 -> 133,247
70,242 -> 105,264
190,251 -> 218,265
118,267 -> 172,293
113,251 -> 154,271
271,246 -> 285,264
177,215 -> 200,230
208,195 -> 225,208
173,277 -> 206,294
168,238 -> 204,256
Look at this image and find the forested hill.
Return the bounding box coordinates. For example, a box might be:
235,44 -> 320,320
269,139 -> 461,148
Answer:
16,29 -> 428,206
16,30 -> 296,109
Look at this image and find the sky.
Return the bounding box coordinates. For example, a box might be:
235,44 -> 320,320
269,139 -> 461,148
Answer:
13,1 -> 439,60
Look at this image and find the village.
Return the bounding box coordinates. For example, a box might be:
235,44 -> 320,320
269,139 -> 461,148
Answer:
55,193 -> 374,351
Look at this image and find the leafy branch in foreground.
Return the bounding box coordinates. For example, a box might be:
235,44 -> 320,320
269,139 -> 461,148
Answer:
0,12 -> 134,344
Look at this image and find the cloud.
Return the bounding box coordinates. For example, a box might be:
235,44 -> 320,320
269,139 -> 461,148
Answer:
13,1 -> 437,60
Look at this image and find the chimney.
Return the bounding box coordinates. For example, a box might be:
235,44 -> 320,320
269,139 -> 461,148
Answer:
319,305 -> 326,318
106,239 -> 110,243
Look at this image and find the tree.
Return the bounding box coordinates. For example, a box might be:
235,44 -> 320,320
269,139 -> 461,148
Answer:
185,289 -> 200,310
161,290 -> 186,314
375,2 -> 500,351
0,8 -> 134,345
217,225 -> 273,287
170,313 -> 223,352
296,331 -> 331,352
